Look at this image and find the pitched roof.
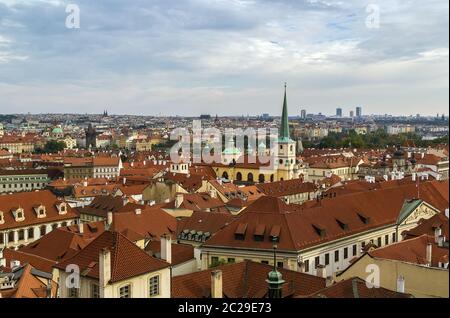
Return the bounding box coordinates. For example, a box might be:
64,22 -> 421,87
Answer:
306,277 -> 413,298
0,190 -> 78,231
77,195 -> 124,217
203,181 -> 449,252
256,179 -> 317,197
171,261 -> 326,298
111,206 -> 177,242
145,242 -> 194,266
0,264 -> 57,298
368,234 -> 448,267
176,211 -> 235,238
403,213 -> 449,239
55,231 -> 169,283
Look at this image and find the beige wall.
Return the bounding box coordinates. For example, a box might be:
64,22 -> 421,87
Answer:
56,267 -> 171,298
337,254 -> 449,298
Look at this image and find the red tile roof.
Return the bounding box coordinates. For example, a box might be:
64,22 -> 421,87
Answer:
171,261 -> 326,298
55,231 -> 169,283
368,234 -> 448,267
203,181 -> 449,252
145,242 -> 194,266
306,277 -> 413,298
0,190 -> 78,231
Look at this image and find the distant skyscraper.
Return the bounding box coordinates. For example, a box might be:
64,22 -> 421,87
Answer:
349,110 -> 354,118
356,107 -> 362,117
300,109 -> 306,119
336,108 -> 343,117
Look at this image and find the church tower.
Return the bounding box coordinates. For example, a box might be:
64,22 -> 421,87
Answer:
277,83 -> 297,181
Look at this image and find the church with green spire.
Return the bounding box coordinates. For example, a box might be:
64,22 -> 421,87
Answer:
277,83 -> 298,181
209,83 -> 300,183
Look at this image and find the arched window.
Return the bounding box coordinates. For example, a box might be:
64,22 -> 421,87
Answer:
247,173 -> 254,182
279,159 -> 283,165
222,172 -> 229,180
258,174 -> 265,183
236,172 -> 242,181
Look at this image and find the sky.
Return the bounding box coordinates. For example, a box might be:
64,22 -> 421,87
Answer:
0,0 -> 448,116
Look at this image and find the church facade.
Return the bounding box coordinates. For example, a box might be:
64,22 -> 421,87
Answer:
210,85 -> 301,184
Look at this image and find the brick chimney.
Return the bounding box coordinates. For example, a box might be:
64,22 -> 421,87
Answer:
211,270 -> 223,298
160,234 -> 172,264
99,248 -> 111,298
78,223 -> 84,234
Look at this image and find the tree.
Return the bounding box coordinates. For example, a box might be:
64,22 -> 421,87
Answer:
35,140 -> 66,154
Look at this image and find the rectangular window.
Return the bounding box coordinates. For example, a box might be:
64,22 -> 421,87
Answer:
377,237 -> 382,247
261,260 -> 269,265
344,247 -> 348,259
119,285 -> 131,298
315,256 -> 320,268
277,261 -> 284,268
385,234 -> 389,245
334,250 -> 340,262
227,258 -> 235,264
304,259 -> 310,272
91,284 -> 99,298
324,253 -> 330,265
68,287 -> 79,298
392,233 -> 397,243
149,276 -> 159,297
211,257 -> 219,266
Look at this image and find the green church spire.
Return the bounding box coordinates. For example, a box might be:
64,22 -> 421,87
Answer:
279,83 -> 291,142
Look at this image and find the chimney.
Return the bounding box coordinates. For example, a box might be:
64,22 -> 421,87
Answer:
426,243 -> 432,266
135,208 -> 142,215
122,177 -> 127,185
83,181 -> 88,187
0,249 -> 5,268
211,270 -> 223,298
99,248 -> 111,291
106,211 -> 113,229
316,264 -> 326,279
445,208 -> 449,219
434,227 -> 442,243
46,278 -> 52,298
438,235 -> 445,247
396,275 -> 405,293
412,173 -> 416,181
10,260 -> 20,269
160,235 -> 172,264
175,193 -> 183,209
78,223 -> 84,234
123,197 -> 129,206
209,189 -> 217,199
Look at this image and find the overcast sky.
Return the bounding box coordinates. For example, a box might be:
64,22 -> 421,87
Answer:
0,0 -> 448,116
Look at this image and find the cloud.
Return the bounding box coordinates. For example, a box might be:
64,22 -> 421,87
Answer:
0,0 -> 448,115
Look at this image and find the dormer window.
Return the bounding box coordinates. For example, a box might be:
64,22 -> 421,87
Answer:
0,211 -> 4,225
57,202 -> 67,215
11,207 -> 25,222
33,204 -> 46,218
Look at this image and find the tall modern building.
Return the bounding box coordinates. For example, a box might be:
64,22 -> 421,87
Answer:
356,107 -> 362,117
300,109 -> 307,119
336,108 -> 343,117
349,110 -> 354,118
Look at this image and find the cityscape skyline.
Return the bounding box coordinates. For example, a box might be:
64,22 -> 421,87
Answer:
0,0 -> 448,116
